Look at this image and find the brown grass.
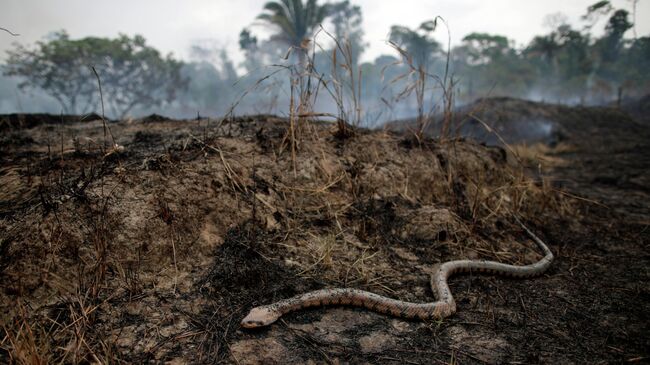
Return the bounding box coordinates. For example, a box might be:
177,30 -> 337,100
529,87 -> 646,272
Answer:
0,28 -> 581,364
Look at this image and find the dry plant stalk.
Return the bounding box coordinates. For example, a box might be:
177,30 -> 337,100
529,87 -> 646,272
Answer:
384,16 -> 455,142
227,26 -> 366,150
289,78 -> 298,176
1,308 -> 49,365
90,66 -> 116,151
318,25 -> 363,134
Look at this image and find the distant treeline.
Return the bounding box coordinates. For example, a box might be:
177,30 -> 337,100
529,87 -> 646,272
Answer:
1,0 -> 647,124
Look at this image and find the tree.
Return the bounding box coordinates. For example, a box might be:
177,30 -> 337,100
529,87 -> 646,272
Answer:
527,32 -> 563,76
328,0 -> 366,66
239,28 -> 260,72
556,27 -> 592,78
582,1 -> 614,31
5,31 -> 96,114
461,33 -> 510,65
600,9 -> 633,61
620,36 -> 650,95
4,31 -> 187,118
173,59 -> 238,117
239,28 -> 258,52
388,20 -> 442,70
452,33 -> 534,100
256,0 -> 331,62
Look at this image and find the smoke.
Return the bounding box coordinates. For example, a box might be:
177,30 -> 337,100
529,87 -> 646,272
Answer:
0,73 -> 60,114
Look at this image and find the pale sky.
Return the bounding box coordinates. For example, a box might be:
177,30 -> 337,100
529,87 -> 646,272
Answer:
1,0 -> 648,66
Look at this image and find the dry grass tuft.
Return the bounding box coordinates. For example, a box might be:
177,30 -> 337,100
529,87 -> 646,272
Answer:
511,142 -> 573,170
1,306 -> 50,365
0,26 -> 583,364
0,112 -> 577,361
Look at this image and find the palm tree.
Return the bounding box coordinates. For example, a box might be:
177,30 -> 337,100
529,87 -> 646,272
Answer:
256,0 -> 331,63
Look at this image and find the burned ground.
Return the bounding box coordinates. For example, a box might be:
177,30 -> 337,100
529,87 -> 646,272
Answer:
0,100 -> 648,363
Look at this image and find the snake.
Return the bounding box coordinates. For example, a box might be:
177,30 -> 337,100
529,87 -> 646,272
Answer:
241,218 -> 553,328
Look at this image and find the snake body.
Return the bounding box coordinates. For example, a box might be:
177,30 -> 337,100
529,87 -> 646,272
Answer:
241,219 -> 553,328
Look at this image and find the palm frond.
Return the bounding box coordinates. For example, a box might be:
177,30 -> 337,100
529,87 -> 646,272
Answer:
256,0 -> 331,47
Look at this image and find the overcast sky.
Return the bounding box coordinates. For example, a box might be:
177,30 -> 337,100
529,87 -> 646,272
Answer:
1,0 -> 648,66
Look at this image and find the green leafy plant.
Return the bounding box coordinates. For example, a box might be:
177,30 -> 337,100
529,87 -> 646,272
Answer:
5,31 -> 187,119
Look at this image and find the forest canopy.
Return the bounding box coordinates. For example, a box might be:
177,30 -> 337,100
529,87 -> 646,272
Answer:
1,0 -> 647,122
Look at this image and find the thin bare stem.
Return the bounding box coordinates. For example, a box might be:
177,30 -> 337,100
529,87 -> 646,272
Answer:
0,27 -> 20,36
90,66 -> 116,148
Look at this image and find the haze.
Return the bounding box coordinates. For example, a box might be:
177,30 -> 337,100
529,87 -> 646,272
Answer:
1,0 -> 648,121
2,0 -> 648,64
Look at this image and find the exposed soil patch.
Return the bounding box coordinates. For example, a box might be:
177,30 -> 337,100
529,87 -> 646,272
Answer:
0,100 -> 648,363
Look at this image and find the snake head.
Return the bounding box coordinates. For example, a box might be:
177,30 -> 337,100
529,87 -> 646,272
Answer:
241,306 -> 281,328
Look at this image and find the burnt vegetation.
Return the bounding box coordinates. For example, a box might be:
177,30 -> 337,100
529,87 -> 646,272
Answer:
1,0 -> 649,364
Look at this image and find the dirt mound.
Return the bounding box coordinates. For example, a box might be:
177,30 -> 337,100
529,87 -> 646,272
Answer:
622,93 -> 650,125
387,97 -> 643,146
387,97 -> 650,217
139,113 -> 172,123
0,110 -> 647,363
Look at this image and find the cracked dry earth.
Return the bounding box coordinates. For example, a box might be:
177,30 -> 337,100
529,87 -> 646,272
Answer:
0,101 -> 648,364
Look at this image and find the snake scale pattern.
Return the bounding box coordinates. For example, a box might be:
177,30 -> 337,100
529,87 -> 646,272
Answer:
241,218 -> 553,328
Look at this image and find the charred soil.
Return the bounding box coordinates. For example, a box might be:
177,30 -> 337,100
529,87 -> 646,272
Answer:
0,102 -> 648,364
